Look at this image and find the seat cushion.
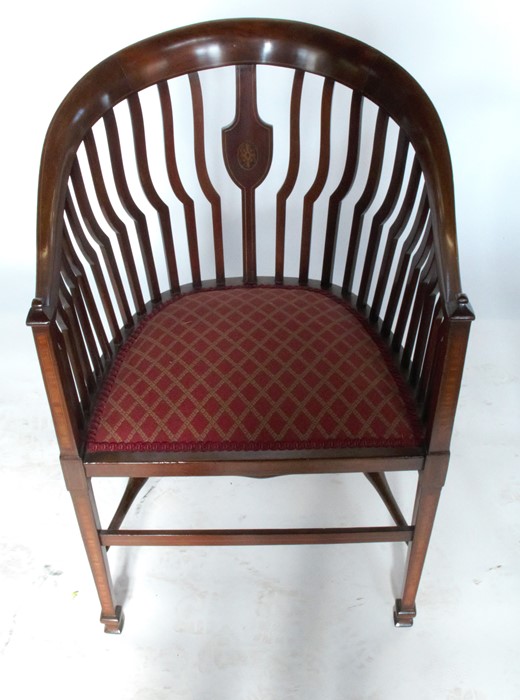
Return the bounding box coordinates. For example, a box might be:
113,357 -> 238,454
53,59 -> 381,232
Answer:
86,286 -> 423,453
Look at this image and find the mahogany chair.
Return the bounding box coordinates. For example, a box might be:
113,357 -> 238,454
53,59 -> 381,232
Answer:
27,19 -> 474,632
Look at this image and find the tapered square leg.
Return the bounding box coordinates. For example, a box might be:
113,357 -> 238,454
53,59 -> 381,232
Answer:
395,454 -> 449,627
64,459 -> 123,633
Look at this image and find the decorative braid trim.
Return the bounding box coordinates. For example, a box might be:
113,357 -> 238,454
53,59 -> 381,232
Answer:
88,436 -> 421,453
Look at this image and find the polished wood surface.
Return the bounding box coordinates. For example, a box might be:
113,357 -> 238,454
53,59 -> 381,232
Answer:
27,19 -> 474,632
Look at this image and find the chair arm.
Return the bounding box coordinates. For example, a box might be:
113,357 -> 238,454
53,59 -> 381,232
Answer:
423,291 -> 474,452
27,306 -> 84,458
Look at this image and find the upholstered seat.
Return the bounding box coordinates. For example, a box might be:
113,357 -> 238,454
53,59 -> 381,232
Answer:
87,286 -> 423,454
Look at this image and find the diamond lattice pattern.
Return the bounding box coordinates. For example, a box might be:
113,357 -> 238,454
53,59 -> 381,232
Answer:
87,287 -> 423,452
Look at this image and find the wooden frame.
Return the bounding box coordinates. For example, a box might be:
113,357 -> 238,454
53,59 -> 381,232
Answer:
27,19 -> 474,632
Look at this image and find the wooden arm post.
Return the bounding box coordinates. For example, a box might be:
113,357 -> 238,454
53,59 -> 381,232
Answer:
395,293 -> 474,625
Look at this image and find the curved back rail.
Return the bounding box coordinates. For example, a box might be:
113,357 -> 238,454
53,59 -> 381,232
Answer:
28,19 -> 474,460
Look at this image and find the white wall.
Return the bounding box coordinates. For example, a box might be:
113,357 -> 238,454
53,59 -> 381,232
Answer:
2,0 -> 519,318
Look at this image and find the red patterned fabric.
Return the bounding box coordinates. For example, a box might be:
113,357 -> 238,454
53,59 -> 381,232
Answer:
87,287 -> 423,452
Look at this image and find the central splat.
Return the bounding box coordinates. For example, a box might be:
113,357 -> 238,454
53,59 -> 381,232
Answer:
222,65 -> 274,283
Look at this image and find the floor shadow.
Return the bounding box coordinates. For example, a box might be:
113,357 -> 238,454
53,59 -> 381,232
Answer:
390,540 -> 408,600
111,546 -> 138,607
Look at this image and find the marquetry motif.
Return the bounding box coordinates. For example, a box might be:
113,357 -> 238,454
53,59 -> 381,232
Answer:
237,141 -> 258,170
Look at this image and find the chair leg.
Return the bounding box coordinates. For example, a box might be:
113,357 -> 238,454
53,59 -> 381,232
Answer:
67,475 -> 124,634
106,477 -> 148,549
394,453 -> 449,627
365,472 -> 408,528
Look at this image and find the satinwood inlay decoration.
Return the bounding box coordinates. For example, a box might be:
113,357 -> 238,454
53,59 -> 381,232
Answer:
237,141 -> 258,170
